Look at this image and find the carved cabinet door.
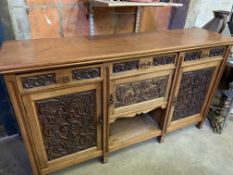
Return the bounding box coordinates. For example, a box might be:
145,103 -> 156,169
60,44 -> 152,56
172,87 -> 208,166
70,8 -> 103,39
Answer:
21,83 -> 102,171
109,70 -> 174,123
167,61 -> 220,130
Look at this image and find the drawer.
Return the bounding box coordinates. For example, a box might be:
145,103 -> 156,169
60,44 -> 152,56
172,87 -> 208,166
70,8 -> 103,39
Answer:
182,46 -> 226,62
111,53 -> 177,77
16,65 -> 103,93
109,69 -> 173,123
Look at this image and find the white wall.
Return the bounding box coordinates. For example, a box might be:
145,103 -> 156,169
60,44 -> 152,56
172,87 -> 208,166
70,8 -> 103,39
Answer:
185,0 -> 233,28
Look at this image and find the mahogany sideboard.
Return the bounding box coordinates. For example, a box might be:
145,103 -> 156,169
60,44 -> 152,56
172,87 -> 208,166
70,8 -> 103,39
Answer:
0,29 -> 233,175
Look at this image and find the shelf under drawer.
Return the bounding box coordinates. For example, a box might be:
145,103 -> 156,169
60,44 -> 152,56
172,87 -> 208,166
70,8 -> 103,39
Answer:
109,114 -> 162,152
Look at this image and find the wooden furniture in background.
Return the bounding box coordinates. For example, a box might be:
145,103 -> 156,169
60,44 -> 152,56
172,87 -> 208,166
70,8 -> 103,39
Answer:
0,29 -> 232,175
6,0 -> 186,39
91,0 -> 182,7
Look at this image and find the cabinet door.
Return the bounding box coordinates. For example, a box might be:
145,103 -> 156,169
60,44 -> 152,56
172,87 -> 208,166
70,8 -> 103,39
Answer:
109,70 -> 173,122
168,61 -> 220,130
22,83 -> 102,170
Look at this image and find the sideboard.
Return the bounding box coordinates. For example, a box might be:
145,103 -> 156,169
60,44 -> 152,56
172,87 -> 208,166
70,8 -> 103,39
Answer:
0,29 -> 232,175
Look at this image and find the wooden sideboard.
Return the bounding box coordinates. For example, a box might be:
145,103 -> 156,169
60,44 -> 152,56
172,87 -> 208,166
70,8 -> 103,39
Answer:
0,29 -> 232,175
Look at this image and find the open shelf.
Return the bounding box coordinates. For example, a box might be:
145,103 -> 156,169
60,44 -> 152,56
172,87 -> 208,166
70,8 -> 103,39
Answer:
93,0 -> 183,7
109,114 -> 162,152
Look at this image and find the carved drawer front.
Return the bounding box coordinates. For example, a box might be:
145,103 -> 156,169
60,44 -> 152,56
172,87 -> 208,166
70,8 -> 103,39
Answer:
114,76 -> 168,108
172,67 -> 214,121
153,54 -> 176,66
22,84 -> 102,167
109,70 -> 173,121
21,73 -> 57,89
112,54 -> 176,74
209,47 -> 225,57
183,47 -> 225,62
72,67 -> 100,80
17,65 -> 101,92
112,60 -> 139,73
184,50 -> 202,61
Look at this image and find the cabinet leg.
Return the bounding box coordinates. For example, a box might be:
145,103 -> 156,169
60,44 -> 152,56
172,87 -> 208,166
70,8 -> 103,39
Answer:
196,122 -> 203,129
101,155 -> 109,164
158,135 -> 165,143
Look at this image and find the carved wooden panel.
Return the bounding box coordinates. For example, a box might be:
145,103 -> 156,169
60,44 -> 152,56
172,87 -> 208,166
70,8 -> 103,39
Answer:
21,74 -> 56,89
56,71 -> 72,84
184,51 -> 202,61
35,90 -> 97,161
115,76 -> 168,108
209,47 -> 225,57
153,55 -> 176,66
72,68 -> 100,80
139,58 -> 153,69
172,68 -> 214,121
113,60 -> 139,73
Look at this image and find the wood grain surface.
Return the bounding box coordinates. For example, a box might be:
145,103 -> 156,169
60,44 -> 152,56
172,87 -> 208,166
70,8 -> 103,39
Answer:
0,28 -> 233,74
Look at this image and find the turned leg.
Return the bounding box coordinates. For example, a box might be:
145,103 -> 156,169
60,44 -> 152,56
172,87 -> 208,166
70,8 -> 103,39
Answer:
158,135 -> 165,143
101,155 -> 109,164
196,122 -> 203,129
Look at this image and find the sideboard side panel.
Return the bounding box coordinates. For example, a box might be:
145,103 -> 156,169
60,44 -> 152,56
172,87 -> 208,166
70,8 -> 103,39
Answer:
199,46 -> 233,126
4,75 -> 40,175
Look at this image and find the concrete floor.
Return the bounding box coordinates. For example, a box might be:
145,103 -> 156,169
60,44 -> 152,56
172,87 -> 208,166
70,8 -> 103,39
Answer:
1,120 -> 233,175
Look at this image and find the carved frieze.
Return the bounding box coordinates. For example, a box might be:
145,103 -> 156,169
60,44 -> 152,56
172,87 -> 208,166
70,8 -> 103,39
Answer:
21,74 -> 56,89
35,90 -> 97,161
153,55 -> 176,66
113,60 -> 139,73
72,68 -> 100,80
184,51 -> 202,61
115,76 -> 168,108
172,68 -> 214,121
209,47 -> 225,57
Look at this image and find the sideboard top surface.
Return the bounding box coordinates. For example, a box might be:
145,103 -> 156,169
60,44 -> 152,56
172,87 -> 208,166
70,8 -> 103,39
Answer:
0,28 -> 233,74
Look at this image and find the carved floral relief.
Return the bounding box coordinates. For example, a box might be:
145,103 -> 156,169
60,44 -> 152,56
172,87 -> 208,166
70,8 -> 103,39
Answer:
115,76 -> 168,108
35,90 -> 97,161
172,68 -> 214,121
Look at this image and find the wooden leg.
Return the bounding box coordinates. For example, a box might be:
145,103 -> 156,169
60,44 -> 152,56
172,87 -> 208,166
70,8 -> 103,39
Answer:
158,135 -> 165,143
196,122 -> 203,129
149,108 -> 166,144
101,154 -> 109,164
